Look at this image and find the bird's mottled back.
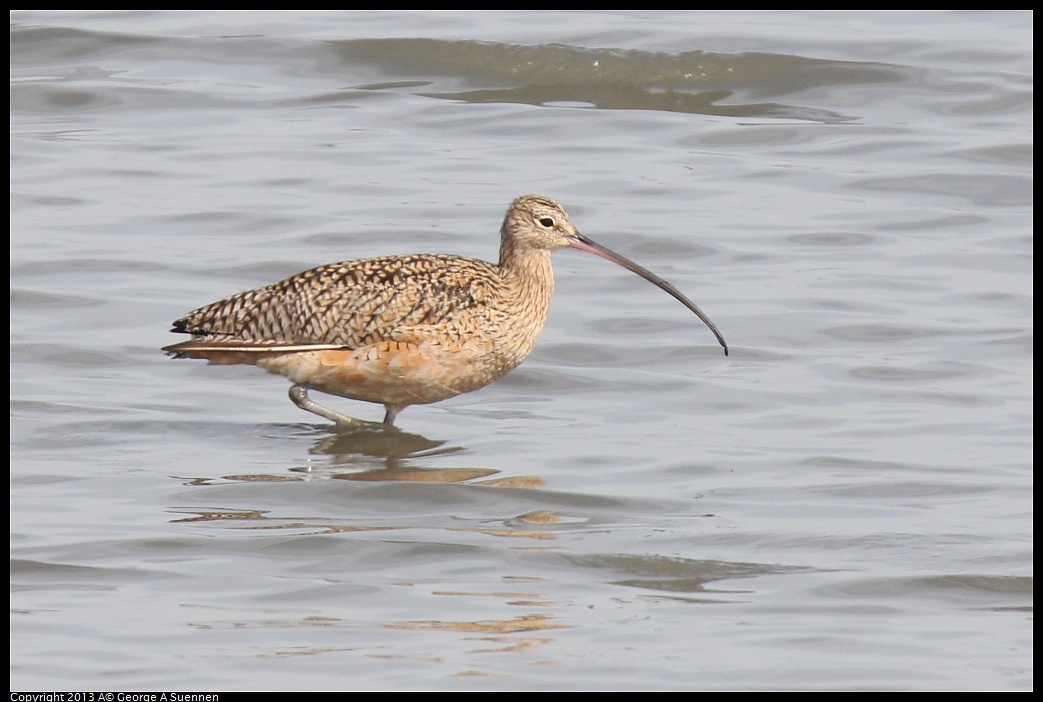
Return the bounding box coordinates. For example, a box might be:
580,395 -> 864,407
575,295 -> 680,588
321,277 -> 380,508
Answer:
172,253 -> 505,350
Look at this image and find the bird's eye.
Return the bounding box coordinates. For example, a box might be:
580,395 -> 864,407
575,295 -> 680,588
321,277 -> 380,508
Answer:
538,217 -> 555,228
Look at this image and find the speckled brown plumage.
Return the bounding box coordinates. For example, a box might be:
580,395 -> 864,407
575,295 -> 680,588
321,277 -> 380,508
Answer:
163,195 -> 727,427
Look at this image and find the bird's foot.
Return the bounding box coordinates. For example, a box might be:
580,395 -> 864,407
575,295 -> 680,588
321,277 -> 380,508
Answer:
289,385 -> 397,431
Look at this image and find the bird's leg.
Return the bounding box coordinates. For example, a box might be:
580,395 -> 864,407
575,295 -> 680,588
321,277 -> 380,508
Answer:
288,384 -> 389,430
382,405 -> 403,426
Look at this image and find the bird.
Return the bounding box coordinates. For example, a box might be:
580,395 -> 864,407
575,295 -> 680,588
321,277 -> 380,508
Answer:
163,195 -> 728,428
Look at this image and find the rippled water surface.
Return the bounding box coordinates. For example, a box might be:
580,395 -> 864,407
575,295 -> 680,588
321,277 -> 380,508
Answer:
10,10 -> 1032,691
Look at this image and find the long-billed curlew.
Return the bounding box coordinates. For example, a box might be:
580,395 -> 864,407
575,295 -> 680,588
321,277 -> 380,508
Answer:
163,195 -> 728,428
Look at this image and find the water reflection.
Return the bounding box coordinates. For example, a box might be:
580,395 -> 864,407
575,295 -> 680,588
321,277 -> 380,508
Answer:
206,424 -> 547,487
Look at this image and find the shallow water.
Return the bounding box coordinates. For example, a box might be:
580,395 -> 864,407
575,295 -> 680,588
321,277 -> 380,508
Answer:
10,10 -> 1032,691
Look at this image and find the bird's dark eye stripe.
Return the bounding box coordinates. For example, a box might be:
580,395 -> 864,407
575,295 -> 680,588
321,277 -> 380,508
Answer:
538,217 -> 554,228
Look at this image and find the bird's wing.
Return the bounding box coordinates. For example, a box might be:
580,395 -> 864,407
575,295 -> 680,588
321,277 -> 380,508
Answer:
167,254 -> 503,350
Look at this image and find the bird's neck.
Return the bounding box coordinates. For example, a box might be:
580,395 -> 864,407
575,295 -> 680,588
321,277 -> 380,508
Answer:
498,233 -> 555,310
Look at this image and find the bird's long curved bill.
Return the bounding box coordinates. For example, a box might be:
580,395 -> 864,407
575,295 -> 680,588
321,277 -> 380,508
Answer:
568,232 -> 729,356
